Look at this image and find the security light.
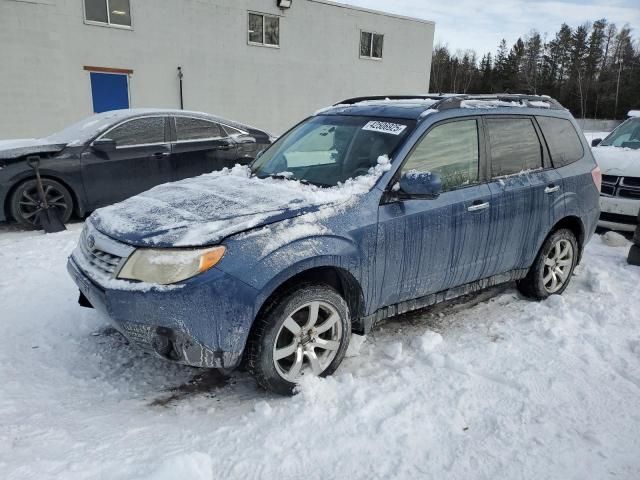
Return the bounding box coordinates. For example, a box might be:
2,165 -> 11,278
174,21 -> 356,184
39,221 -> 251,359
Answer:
277,0 -> 292,8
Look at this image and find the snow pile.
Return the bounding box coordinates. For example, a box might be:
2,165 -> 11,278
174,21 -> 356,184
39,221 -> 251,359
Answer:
1,225 -> 640,479
461,99 -> 528,109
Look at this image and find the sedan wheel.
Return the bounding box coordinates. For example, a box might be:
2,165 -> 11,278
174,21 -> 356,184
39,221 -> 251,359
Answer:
11,179 -> 73,227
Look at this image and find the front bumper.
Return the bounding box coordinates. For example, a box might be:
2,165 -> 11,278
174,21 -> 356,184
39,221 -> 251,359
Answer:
598,196 -> 640,232
67,256 -> 258,369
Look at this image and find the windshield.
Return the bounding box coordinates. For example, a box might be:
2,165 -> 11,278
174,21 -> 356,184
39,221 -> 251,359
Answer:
601,118 -> 640,149
251,115 -> 415,187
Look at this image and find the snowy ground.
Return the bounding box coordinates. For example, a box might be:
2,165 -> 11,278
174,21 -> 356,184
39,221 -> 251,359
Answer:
1,223 -> 639,479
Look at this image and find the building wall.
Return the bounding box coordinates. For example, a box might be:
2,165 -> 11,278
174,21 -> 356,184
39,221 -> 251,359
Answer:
0,0 -> 434,139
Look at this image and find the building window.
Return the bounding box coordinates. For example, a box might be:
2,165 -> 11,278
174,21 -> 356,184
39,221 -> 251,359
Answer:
248,12 -> 279,47
360,31 -> 384,59
84,0 -> 131,28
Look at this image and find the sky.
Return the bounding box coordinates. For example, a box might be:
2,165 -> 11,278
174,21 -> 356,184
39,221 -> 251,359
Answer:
341,0 -> 640,56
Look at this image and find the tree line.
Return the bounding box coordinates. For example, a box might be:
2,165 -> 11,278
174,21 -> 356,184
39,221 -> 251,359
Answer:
430,19 -> 639,119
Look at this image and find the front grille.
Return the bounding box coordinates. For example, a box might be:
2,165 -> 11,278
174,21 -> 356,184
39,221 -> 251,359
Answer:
77,226 -> 125,277
600,175 -> 640,199
600,212 -> 638,225
621,176 -> 640,187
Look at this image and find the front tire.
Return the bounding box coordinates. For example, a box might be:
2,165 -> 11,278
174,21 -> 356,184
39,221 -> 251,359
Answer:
517,228 -> 578,300
246,284 -> 351,395
10,178 -> 73,227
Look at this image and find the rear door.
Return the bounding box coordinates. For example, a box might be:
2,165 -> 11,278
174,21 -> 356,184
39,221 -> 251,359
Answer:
376,117 -> 494,307
482,116 -> 562,277
170,116 -> 238,181
81,115 -> 173,209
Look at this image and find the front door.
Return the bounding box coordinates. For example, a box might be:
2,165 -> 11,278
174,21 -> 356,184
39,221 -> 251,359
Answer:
170,116 -> 239,181
376,118 -> 493,308
81,116 -> 173,209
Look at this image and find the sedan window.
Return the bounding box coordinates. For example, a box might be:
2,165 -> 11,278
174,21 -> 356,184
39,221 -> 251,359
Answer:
176,117 -> 224,141
402,119 -> 479,192
105,117 -> 165,147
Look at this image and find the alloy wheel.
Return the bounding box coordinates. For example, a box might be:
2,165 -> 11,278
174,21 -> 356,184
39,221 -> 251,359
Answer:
543,238 -> 574,294
18,184 -> 69,225
272,300 -> 343,382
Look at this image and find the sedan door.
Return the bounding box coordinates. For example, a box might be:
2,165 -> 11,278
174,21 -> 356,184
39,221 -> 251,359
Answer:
80,116 -> 173,209
376,118 -> 494,308
170,116 -> 238,181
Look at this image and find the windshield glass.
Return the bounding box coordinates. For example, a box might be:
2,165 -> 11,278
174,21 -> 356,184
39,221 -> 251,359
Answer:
251,115 -> 415,187
601,118 -> 640,149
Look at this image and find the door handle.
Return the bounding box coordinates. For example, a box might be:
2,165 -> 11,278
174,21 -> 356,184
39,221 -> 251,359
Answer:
544,185 -> 560,194
468,201 -> 490,212
151,152 -> 170,159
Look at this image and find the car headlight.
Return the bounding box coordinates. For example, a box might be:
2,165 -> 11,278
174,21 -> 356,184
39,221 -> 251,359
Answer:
117,246 -> 226,285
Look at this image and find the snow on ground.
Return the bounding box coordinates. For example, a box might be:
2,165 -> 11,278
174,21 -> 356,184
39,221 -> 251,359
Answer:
1,225 -> 639,479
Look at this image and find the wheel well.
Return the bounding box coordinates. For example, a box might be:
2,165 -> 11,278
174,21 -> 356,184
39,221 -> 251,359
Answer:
4,174 -> 81,221
551,216 -> 585,261
257,267 -> 366,332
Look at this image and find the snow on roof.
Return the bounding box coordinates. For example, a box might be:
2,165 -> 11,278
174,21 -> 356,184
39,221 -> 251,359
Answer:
461,99 -> 528,109
628,110 -> 640,118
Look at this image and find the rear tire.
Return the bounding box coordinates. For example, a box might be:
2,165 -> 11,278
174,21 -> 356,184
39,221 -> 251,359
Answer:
517,228 -> 578,300
10,178 -> 73,227
246,284 -> 351,395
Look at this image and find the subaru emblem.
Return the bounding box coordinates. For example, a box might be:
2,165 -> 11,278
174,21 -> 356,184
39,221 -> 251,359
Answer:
86,234 -> 95,250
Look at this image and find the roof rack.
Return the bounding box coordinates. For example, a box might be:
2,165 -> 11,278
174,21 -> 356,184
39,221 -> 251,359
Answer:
335,95 -> 445,105
434,94 -> 565,110
333,94 -> 565,111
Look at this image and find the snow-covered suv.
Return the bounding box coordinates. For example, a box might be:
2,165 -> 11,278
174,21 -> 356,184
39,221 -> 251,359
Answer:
592,113 -> 640,232
67,94 -> 601,395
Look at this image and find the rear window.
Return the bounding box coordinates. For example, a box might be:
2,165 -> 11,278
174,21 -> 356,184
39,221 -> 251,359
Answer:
176,117 -> 223,141
537,116 -> 584,167
486,118 -> 543,177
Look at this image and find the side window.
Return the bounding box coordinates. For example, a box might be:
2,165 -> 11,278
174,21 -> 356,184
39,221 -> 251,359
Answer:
402,119 -> 479,192
175,117 -> 223,141
105,117 -> 165,147
486,118 -> 542,177
536,116 -> 584,167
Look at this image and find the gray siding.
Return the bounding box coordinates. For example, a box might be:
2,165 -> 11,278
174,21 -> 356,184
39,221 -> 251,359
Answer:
0,0 -> 434,138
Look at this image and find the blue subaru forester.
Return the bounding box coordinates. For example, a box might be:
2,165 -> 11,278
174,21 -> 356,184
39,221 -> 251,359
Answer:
68,95 -> 601,395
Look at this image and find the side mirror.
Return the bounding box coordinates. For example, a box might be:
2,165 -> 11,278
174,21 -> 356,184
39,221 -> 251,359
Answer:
92,138 -> 116,153
399,171 -> 442,198
591,138 -> 602,147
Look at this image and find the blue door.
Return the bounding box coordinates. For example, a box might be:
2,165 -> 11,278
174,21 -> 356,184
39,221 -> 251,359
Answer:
375,118 -> 494,307
90,72 -> 129,113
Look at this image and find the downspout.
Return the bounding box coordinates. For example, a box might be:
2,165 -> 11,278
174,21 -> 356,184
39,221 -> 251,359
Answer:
177,66 -> 184,110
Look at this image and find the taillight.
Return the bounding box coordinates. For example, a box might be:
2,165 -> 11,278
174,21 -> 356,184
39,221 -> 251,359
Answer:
591,165 -> 602,192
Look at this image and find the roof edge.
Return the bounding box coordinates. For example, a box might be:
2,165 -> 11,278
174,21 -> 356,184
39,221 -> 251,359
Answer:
307,0 -> 435,26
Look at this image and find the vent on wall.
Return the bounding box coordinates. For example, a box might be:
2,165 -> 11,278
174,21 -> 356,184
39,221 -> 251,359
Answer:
277,0 -> 292,8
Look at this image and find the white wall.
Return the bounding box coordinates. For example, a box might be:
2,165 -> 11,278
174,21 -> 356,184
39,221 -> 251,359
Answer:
0,0 -> 434,138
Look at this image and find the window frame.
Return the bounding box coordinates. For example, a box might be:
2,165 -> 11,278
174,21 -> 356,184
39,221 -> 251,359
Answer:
169,115 -> 250,143
534,115 -> 585,168
483,115 -> 550,179
83,0 -> 133,29
359,30 -> 384,60
386,116 -> 487,197
96,115 -> 168,149
247,11 -> 280,48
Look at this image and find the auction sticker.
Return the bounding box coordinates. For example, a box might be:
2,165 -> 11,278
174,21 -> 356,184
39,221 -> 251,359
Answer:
362,121 -> 407,135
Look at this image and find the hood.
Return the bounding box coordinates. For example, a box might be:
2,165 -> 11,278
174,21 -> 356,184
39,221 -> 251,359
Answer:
90,166 -> 365,248
592,146 -> 640,177
0,138 -> 67,161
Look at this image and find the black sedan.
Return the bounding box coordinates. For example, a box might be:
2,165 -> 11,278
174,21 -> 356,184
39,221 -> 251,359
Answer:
0,109 -> 272,225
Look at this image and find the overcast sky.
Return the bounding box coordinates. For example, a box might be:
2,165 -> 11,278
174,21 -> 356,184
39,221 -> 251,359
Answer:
342,0 -> 640,56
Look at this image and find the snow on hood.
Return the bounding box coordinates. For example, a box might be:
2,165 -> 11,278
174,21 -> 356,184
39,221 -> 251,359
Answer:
0,138 -> 67,160
592,146 -> 640,177
91,156 -> 392,248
